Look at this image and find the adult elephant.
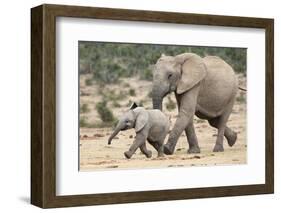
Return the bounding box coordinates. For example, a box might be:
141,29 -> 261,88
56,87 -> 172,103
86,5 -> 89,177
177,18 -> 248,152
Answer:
152,53 -> 239,154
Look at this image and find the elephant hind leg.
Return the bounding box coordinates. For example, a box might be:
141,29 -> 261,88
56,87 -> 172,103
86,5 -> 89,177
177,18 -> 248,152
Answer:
147,139 -> 159,151
147,139 -> 164,157
210,116 -> 226,152
157,144 -> 164,157
208,118 -> 237,147
208,99 -> 236,152
140,143 -> 152,158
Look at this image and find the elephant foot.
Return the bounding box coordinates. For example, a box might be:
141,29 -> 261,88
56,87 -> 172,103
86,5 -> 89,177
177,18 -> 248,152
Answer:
227,132 -> 237,147
188,146 -> 201,154
213,144 -> 224,152
145,150 -> 152,158
124,151 -> 133,159
164,144 -> 174,155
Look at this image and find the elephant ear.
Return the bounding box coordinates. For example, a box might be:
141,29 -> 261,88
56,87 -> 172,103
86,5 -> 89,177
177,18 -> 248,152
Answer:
175,53 -> 207,94
134,108 -> 149,133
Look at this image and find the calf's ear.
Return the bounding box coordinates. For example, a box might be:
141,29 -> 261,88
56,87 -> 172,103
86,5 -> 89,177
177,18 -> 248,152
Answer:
135,110 -> 149,133
129,102 -> 138,110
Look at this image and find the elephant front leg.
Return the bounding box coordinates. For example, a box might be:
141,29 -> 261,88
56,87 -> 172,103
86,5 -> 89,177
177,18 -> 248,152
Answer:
124,133 -> 147,159
164,111 -> 191,155
185,119 -> 200,153
164,84 -> 200,155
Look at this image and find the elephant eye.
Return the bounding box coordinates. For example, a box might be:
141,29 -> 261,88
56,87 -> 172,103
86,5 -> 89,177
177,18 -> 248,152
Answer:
168,73 -> 172,79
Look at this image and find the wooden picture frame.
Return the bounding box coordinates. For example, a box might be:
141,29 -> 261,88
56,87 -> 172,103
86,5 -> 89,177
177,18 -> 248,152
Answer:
31,4 -> 274,208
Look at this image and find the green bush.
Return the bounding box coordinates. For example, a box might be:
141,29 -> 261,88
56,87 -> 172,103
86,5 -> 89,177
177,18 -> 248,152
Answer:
80,116 -> 88,127
139,68 -> 153,81
85,78 -> 93,86
96,100 -> 116,123
112,100 -> 121,108
101,89 -> 128,102
80,104 -> 90,113
126,100 -> 133,107
236,94 -> 246,103
129,88 -> 136,96
123,82 -> 130,87
79,41 -> 247,84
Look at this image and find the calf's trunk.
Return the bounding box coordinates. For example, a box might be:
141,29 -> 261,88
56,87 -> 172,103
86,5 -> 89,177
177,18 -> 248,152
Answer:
108,124 -> 122,145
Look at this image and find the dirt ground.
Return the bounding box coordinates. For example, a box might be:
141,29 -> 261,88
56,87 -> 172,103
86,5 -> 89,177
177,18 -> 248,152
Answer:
79,75 -> 247,171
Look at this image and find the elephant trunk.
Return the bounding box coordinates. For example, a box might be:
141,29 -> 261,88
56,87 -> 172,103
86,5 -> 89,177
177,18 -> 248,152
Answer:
108,123 -> 123,145
152,86 -> 164,110
152,97 -> 163,111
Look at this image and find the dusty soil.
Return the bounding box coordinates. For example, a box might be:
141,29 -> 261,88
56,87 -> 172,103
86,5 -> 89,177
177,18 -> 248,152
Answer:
79,75 -> 247,171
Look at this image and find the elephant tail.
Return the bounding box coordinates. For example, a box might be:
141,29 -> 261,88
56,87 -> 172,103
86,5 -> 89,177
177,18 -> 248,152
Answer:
238,86 -> 247,92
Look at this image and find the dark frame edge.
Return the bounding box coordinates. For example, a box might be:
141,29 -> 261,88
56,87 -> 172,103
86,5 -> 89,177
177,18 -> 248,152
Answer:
265,19 -> 274,194
45,184 -> 270,208
31,5 -> 44,208
41,3 -> 273,28
31,4 -> 57,208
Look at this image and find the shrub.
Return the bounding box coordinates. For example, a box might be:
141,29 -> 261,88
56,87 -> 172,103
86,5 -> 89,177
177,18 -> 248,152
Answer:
80,91 -> 90,96
236,94 -> 246,103
129,88 -> 136,96
93,63 -> 125,84
140,68 -> 153,81
112,100 -> 121,108
101,89 -> 128,102
96,100 -> 116,123
79,42 -> 247,84
126,100 -> 133,107
117,91 -> 128,100
85,78 -> 93,86
123,82 -> 130,87
80,116 -> 88,127
80,104 -> 90,113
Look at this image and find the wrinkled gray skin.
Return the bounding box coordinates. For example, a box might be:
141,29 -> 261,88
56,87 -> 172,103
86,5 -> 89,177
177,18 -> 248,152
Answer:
152,53 -> 238,154
108,107 -> 170,159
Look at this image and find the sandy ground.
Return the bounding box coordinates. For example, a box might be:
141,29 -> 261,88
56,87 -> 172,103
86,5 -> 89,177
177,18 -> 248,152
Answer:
79,75 -> 247,171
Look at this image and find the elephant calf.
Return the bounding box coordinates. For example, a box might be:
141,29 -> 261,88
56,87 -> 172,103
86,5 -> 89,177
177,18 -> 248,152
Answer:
108,103 -> 170,159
